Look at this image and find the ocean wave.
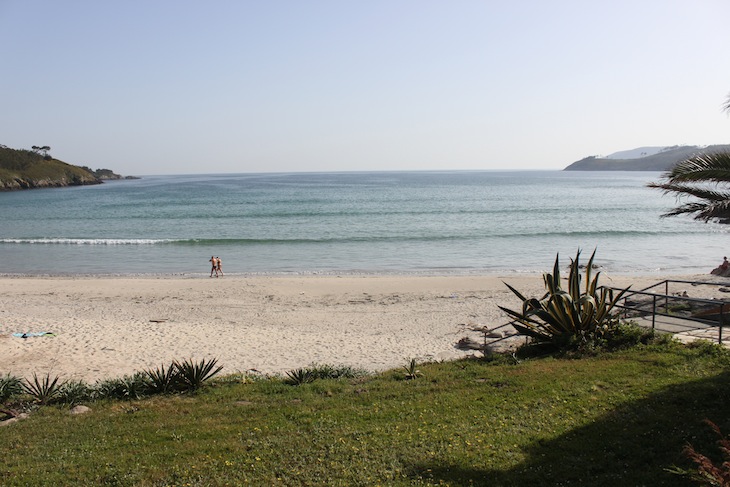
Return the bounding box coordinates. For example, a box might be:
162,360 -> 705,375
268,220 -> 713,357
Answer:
0,230 -> 695,247
0,238 -> 175,245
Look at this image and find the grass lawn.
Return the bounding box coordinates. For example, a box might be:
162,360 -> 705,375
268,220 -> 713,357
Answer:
1,341 -> 729,486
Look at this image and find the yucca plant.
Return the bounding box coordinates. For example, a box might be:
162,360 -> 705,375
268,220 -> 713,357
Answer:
499,249 -> 630,351
0,374 -> 24,403
23,373 -> 66,405
173,358 -> 223,392
284,368 -> 316,386
403,358 -> 422,380
144,362 -> 180,394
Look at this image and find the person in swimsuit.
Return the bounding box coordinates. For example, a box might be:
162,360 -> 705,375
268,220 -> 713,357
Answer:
216,256 -> 223,277
210,256 -> 218,277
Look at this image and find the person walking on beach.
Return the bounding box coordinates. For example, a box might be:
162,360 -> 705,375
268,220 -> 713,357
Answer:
210,255 -> 219,277
216,256 -> 223,277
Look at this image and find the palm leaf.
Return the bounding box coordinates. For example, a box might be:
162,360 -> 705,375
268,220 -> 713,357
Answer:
648,150 -> 730,222
661,152 -> 730,184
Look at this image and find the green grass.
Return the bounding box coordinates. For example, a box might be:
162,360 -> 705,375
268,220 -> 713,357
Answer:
1,342 -> 729,486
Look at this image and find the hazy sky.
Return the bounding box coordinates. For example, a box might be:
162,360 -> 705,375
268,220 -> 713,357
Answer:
2,1 -> 729,175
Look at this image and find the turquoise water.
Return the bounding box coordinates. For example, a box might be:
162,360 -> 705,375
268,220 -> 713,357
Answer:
1,171 -> 727,276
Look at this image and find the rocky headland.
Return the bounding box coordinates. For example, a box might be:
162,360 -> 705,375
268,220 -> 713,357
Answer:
0,145 -> 134,191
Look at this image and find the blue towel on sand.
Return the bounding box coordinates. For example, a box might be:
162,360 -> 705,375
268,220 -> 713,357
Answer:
12,332 -> 55,338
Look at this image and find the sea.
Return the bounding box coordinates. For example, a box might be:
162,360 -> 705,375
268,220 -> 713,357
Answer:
1,170 -> 727,277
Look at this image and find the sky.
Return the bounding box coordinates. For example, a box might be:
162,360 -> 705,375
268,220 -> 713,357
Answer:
1,1 -> 730,176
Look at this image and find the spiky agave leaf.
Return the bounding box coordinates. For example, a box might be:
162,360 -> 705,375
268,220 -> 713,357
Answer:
502,281 -> 530,303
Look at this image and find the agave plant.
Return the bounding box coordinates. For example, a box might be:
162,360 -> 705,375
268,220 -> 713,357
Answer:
23,373 -> 66,405
499,249 -> 629,350
144,362 -> 180,394
173,358 -> 223,392
284,368 -> 316,386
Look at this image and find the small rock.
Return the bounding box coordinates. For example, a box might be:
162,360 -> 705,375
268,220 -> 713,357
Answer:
70,405 -> 91,415
0,413 -> 29,426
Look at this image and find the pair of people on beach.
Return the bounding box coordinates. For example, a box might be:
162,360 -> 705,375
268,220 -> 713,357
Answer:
210,256 -> 223,277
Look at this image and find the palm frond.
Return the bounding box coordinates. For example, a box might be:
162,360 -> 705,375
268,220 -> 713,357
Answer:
661,199 -> 730,222
647,182 -> 730,202
661,152 -> 730,183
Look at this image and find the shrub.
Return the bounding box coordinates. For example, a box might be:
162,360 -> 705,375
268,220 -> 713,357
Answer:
282,364 -> 369,385
59,379 -> 93,405
94,377 -> 126,400
602,321 -> 656,351
669,419 -> 730,485
500,249 -> 630,353
305,363 -> 369,380
94,374 -> 149,400
119,373 -> 149,400
0,374 -> 23,403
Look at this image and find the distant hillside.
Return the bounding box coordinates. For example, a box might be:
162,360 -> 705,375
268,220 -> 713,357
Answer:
604,146 -> 666,159
0,145 -> 128,191
564,144 -> 730,171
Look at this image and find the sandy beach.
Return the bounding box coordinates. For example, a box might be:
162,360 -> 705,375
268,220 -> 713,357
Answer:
0,273 -> 712,382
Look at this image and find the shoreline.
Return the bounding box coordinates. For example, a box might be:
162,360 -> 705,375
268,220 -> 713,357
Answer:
0,273 -> 724,382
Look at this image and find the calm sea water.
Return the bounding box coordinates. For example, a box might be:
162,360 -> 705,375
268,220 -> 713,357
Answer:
1,171 -> 727,276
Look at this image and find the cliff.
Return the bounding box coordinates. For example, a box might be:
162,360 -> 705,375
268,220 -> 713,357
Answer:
564,144 -> 730,171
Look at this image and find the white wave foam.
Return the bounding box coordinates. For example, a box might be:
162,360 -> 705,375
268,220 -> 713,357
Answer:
0,238 -> 170,245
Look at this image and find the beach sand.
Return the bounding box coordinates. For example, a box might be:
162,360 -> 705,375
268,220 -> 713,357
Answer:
0,274 -> 712,381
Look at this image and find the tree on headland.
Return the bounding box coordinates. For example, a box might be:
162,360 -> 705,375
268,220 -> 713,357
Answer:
31,145 -> 51,159
647,93 -> 730,223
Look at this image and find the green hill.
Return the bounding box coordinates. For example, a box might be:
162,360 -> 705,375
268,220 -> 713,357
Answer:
0,145 -> 107,190
564,144 -> 730,171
